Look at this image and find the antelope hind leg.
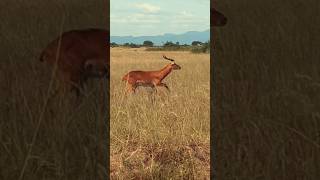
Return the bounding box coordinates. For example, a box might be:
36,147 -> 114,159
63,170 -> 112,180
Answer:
125,84 -> 136,94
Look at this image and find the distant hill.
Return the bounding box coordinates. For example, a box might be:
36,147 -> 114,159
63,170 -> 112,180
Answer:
111,29 -> 210,46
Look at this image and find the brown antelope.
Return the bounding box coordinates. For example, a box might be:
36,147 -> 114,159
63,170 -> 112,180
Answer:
211,8 -> 227,27
39,28 -> 109,96
122,55 -> 181,93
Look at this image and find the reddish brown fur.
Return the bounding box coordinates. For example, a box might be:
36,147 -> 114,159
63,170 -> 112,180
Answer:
211,8 -> 227,27
122,56 -> 181,93
40,28 -> 109,96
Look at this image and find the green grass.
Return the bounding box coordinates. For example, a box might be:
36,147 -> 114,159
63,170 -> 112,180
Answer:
145,46 -> 191,51
146,44 -> 210,53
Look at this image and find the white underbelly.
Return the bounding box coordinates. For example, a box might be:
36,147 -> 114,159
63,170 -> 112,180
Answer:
135,81 -> 154,87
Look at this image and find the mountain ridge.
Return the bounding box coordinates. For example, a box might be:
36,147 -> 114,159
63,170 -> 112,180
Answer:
111,29 -> 210,45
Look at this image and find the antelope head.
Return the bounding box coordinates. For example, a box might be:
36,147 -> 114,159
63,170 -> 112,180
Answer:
163,55 -> 181,70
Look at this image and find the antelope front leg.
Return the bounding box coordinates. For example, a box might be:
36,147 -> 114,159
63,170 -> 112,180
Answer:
158,83 -> 170,92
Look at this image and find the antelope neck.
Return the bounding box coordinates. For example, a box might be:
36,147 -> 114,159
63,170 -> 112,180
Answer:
157,64 -> 173,81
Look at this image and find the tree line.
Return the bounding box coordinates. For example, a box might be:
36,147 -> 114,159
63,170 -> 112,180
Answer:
110,40 -> 210,53
111,40 -> 209,48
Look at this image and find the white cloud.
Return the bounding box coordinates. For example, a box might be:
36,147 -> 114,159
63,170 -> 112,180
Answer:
180,11 -> 194,17
170,11 -> 209,28
111,0 -> 209,36
110,14 -> 128,23
131,13 -> 160,23
134,3 -> 160,13
111,13 -> 160,24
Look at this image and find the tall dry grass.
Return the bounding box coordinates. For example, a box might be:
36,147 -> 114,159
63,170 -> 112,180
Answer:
213,0 -> 320,179
110,48 -> 210,179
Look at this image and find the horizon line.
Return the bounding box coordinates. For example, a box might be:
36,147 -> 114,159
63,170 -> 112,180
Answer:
110,28 -> 210,37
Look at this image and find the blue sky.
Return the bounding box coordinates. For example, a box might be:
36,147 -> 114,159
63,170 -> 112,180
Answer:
111,0 -> 210,36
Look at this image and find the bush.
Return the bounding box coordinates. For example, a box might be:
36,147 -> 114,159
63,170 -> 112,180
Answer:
143,40 -> 153,47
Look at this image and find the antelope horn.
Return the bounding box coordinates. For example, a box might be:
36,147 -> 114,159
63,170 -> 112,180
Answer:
163,55 -> 175,62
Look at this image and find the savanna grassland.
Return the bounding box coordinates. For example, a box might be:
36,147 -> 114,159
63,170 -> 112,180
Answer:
0,0 -> 108,179
110,47 -> 210,179
214,0 -> 320,179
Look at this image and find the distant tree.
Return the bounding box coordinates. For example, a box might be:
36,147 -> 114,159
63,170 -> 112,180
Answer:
123,43 -> 140,48
175,42 -> 180,46
203,40 -> 210,47
191,41 -> 203,46
163,41 -> 175,47
143,40 -> 154,47
129,43 -> 140,48
191,40 -> 210,53
111,42 -> 118,47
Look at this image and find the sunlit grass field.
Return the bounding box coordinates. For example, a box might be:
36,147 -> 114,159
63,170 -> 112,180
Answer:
110,47 -> 210,179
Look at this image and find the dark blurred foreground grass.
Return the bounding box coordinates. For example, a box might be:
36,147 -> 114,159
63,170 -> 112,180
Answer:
214,0 -> 320,179
0,0 -> 108,179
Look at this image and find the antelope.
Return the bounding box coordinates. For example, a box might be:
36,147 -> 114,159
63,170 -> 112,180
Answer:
39,28 -> 109,96
122,55 -> 181,93
211,8 -> 227,27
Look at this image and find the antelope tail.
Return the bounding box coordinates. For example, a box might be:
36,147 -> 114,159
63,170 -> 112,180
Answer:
122,73 -> 129,81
